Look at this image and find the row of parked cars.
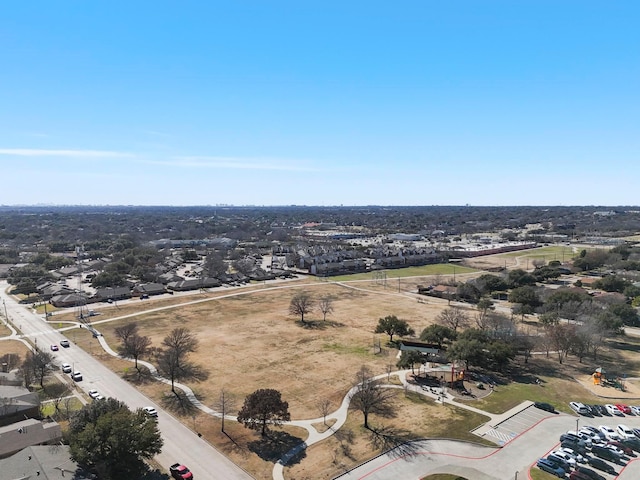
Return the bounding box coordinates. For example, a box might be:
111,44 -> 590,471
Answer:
537,423 -> 640,478
570,401 -> 640,417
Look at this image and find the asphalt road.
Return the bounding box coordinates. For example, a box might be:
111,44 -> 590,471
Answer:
0,282 -> 252,480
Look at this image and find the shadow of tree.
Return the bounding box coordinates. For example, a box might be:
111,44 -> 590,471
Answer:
122,365 -> 155,385
368,425 -> 422,458
247,430 -> 306,464
295,319 -> 345,329
160,390 -> 199,416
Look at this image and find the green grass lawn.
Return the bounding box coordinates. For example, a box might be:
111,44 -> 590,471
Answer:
499,245 -> 576,261
458,374 -> 601,415
330,263 -> 478,282
530,467 -> 560,480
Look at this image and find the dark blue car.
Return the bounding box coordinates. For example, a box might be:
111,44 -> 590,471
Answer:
537,458 -> 565,478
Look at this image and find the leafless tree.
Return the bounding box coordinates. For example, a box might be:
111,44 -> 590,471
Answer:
316,398 -> 332,425
318,295 -> 335,322
0,353 -> 21,371
158,328 -> 206,394
289,291 -> 315,323
214,388 -> 236,433
436,307 -> 469,332
114,322 -> 138,346
128,334 -> 152,370
349,366 -> 395,429
546,323 -> 576,364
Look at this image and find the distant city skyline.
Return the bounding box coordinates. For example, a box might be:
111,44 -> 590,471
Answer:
1,2 -> 638,206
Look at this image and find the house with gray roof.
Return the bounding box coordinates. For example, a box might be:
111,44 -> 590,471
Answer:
0,418 -> 62,458
0,444 -> 90,478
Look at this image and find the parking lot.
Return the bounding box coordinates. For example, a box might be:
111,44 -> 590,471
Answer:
479,403 -> 551,445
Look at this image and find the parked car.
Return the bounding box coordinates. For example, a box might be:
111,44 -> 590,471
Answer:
534,401 -> 556,413
560,432 -> 587,449
569,471 -> 592,480
547,453 -> 571,472
621,438 -> 640,453
61,363 -> 72,373
591,444 -> 621,463
170,463 -> 193,480
587,404 -> 602,417
615,404 -> 631,415
573,465 -> 606,480
566,430 -> 593,447
59,339 -> 70,348
598,404 -> 612,416
587,456 -> 616,474
560,446 -> 586,463
608,440 -> 635,457
71,371 -> 83,382
605,404 -> 623,416
598,425 -> 621,441
561,440 -> 589,456
630,405 -> 640,416
536,458 -> 565,478
50,344 -> 58,351
579,427 -> 604,444
570,401 -> 591,415
616,424 -> 636,440
551,450 -> 577,467
603,443 -> 625,458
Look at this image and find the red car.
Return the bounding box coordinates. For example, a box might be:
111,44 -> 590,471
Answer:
616,404 -> 631,414
170,463 -> 193,480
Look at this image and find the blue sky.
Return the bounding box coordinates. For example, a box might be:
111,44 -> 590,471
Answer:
1,1 -> 638,206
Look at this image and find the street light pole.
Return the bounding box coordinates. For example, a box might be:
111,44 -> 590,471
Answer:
576,417 -> 579,433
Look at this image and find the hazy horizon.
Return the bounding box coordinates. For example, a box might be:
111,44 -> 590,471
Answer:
1,2 -> 638,206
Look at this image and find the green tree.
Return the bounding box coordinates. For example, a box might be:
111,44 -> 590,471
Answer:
609,302 -> 639,326
396,350 -> 424,374
447,337 -> 485,371
474,274 -> 508,295
419,324 -> 457,348
375,315 -> 415,343
593,275 -> 630,293
508,286 -> 542,309
68,398 -> 163,479
507,269 -> 537,288
237,388 -> 291,436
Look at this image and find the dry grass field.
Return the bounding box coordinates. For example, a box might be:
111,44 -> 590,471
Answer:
52,276 -> 487,479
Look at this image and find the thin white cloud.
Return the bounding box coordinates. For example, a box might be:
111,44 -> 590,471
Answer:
153,156 -> 327,172
0,148 -> 134,158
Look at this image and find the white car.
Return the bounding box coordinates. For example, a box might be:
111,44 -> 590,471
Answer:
559,447 -> 585,463
617,424 -> 636,440
605,404 -> 624,416
598,425 -> 621,441
569,401 -> 590,415
71,371 -> 83,382
143,406 -> 158,417
630,405 -> 640,416
88,389 -> 103,400
551,450 -> 577,467
579,427 -> 604,444
61,363 -> 72,374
